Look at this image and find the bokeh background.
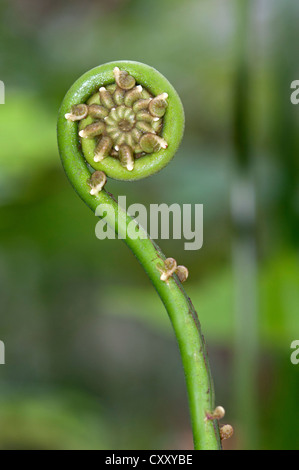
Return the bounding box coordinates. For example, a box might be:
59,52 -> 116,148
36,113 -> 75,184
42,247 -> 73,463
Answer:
0,0 -> 298,450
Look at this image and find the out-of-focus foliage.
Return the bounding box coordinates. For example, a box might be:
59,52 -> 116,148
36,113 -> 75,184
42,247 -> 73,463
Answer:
0,0 -> 298,450
0,391 -> 109,450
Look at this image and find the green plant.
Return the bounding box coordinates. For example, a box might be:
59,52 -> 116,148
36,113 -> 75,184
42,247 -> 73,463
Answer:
57,60 -> 228,450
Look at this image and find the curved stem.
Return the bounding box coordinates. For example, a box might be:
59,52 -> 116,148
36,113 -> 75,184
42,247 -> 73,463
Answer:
57,62 -> 221,450
58,134 -> 221,451
105,192 -> 221,450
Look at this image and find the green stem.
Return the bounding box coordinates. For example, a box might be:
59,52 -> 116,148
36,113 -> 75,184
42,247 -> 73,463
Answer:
57,62 -> 221,450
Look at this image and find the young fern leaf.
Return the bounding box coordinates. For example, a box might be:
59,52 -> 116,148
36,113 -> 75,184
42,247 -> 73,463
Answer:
57,60 -> 223,450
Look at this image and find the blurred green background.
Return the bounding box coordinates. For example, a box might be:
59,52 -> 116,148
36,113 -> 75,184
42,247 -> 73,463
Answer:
0,0 -> 298,450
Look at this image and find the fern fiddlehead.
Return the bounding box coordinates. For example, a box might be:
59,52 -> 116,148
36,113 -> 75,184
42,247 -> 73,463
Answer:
57,60 -> 223,450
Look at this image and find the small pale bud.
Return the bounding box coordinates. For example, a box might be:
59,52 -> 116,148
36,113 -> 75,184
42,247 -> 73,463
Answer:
116,105 -> 126,120
124,133 -> 134,148
99,87 -> 115,109
104,115 -> 117,126
205,406 -> 225,422
149,93 -> 168,118
124,86 -> 144,107
133,98 -> 152,113
119,144 -> 134,171
88,104 -> 109,119
106,84 -> 116,94
94,136 -> 113,162
140,134 -> 168,153
220,424 -> 234,441
87,171 -> 107,196
115,133 -> 126,147
109,108 -> 119,121
176,266 -> 189,283
136,121 -> 156,135
136,111 -> 159,124
113,86 -> 126,106
79,121 -> 105,138
164,258 -> 177,271
151,118 -> 163,134
131,128 -> 142,143
113,67 -> 136,90
65,104 -> 88,121
159,258 -> 177,282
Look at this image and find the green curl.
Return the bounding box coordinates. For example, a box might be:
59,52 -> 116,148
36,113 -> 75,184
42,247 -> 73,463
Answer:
59,60 -> 184,181
57,60 -> 221,450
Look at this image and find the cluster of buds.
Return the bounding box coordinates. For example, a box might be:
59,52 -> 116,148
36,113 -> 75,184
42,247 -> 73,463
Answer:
65,67 -> 169,173
205,406 -> 234,442
157,257 -> 189,284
